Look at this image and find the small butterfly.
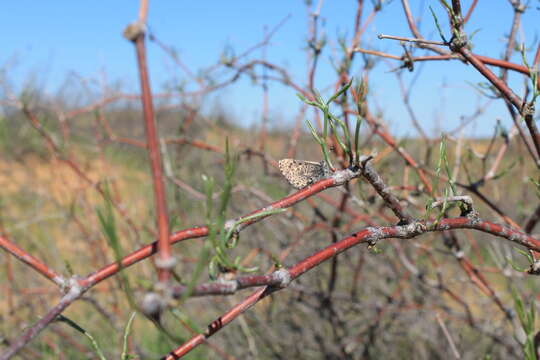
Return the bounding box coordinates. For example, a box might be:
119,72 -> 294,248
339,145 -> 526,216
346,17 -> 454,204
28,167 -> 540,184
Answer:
278,159 -> 330,189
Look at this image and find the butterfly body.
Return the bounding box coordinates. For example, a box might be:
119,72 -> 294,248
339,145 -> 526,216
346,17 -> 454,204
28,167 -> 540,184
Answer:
278,159 -> 330,189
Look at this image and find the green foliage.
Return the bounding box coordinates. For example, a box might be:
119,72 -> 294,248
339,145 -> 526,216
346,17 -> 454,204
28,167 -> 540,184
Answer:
438,135 -> 457,195
96,187 -> 119,254
184,138 -> 284,293
297,79 -> 363,168
511,289 -> 538,360
436,0 -> 464,41
426,135 -> 457,222
354,80 -> 367,166
367,243 -> 383,254
429,6 -> 448,43
96,184 -> 136,309
182,173 -> 214,298
508,248 -> 535,272
530,177 -> 540,199
519,43 -> 540,104
121,312 -> 137,360
205,138 -> 243,278
55,315 -> 107,360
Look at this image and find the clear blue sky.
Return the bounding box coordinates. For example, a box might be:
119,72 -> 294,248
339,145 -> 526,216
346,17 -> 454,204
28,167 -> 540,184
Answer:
2,1 -> 538,136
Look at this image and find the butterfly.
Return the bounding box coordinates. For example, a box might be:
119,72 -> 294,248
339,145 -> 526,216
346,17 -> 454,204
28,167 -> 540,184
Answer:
278,159 -> 330,189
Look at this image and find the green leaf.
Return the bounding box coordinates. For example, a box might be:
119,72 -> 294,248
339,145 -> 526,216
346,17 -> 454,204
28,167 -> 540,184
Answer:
55,315 -> 107,360
354,115 -> 363,166
428,6 -> 448,43
296,93 -> 319,107
121,312 -> 137,360
327,79 -> 353,105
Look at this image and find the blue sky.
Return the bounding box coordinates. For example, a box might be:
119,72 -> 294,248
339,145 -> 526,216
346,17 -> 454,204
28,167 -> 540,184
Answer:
2,1 -> 539,137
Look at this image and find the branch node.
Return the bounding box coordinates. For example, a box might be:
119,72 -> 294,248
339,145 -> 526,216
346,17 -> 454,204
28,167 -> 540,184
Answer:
528,260 -> 540,275
359,154 -> 374,168
466,209 -> 481,225
141,292 -> 166,321
54,276 -> 68,290
522,102 -> 535,119
408,221 -> 427,234
331,168 -> 357,186
364,226 -> 384,246
155,256 -> 177,270
271,268 -> 291,288
123,21 -> 146,42
449,33 -> 469,52
64,277 -> 83,299
431,195 -> 474,216
224,219 -> 236,232
217,278 -> 238,294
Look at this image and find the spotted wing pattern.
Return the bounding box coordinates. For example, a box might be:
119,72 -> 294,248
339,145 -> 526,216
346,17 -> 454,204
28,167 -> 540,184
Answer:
278,159 -> 328,189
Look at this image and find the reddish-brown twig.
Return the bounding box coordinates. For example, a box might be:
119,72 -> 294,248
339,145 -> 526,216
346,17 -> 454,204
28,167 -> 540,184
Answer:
162,216 -> 540,358
128,1 -> 173,282
0,235 -> 64,286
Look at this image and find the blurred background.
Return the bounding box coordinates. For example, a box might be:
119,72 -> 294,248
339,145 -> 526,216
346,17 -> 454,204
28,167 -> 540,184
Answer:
3,1 -> 538,135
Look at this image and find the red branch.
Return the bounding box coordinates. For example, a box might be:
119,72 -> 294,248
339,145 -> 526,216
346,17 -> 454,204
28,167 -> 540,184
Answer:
162,216 -> 540,358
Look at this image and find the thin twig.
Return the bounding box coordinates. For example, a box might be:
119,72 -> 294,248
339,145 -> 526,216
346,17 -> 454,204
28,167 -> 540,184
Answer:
378,34 -> 446,46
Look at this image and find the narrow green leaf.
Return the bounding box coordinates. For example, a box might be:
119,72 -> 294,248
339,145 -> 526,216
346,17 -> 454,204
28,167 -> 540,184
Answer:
121,312 -> 137,360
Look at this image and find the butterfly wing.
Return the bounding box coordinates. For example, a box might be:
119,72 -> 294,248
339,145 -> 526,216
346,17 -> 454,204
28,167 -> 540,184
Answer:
278,159 -> 324,189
